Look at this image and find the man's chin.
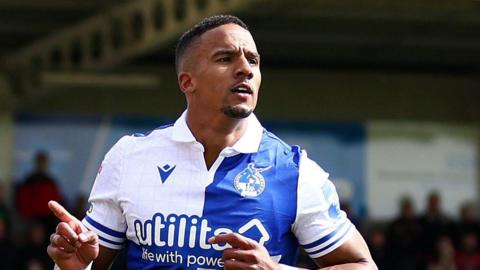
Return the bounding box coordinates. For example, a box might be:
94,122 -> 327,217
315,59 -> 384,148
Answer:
221,106 -> 253,119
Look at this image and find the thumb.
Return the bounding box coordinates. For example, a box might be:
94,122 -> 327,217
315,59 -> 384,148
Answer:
48,200 -> 77,223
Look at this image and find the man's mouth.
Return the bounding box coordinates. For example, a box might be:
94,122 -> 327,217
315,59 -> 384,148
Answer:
231,83 -> 253,95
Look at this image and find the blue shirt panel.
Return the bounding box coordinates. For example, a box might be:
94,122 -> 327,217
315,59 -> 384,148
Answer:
201,130 -> 301,264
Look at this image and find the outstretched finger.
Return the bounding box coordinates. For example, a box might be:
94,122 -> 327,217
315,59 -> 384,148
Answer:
48,200 -> 77,223
208,233 -> 257,250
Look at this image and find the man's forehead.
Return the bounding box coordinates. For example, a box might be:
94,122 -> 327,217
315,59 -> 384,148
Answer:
200,23 -> 257,51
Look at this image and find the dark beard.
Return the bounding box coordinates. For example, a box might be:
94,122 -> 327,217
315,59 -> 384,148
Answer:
221,106 -> 253,119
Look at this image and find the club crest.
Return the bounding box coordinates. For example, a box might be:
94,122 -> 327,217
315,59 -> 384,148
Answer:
234,163 -> 271,197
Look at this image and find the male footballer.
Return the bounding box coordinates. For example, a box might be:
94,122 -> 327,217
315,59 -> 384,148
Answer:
47,15 -> 377,270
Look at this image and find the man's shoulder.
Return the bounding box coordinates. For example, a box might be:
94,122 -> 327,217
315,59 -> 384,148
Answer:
107,123 -> 176,159
131,123 -> 174,138
260,129 -> 300,150
125,123 -> 174,144
259,129 -> 302,165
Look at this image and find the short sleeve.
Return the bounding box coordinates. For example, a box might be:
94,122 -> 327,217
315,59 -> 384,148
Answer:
82,136 -> 130,249
292,151 -> 355,258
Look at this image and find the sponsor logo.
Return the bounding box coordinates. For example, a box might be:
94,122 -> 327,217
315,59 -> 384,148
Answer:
135,214 -> 280,269
234,163 -> 271,197
134,214 -> 270,251
158,164 -> 176,183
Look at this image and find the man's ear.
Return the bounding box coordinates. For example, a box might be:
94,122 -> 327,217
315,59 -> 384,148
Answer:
178,72 -> 195,94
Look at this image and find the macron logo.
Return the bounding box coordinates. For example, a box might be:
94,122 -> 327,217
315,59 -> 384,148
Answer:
158,164 -> 176,183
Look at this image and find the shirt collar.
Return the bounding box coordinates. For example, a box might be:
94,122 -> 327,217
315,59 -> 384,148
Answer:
171,110 -> 197,143
171,110 -> 264,154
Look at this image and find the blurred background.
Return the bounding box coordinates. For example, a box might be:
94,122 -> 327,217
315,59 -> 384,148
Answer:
0,0 -> 479,269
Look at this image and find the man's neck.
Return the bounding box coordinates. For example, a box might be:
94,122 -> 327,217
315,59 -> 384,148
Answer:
186,110 -> 248,169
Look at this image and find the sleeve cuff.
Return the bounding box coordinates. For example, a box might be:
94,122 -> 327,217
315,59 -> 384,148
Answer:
82,215 -> 126,249
302,220 -> 355,258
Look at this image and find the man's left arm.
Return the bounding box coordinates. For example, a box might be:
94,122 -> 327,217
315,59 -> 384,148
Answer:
311,228 -> 376,270
209,230 -> 376,270
291,152 -> 376,269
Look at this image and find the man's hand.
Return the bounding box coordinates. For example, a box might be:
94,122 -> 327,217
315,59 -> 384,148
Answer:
209,233 -> 281,270
47,200 -> 99,270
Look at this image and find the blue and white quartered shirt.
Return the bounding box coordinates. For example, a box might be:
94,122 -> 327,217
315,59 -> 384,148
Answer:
82,111 -> 354,269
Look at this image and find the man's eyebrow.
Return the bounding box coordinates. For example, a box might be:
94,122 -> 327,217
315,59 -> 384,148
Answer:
211,48 -> 260,59
211,48 -> 236,57
246,51 -> 261,59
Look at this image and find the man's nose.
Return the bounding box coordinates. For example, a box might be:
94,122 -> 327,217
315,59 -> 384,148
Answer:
235,57 -> 254,80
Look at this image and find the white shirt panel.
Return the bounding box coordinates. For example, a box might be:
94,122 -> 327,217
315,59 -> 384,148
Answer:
117,128 -> 215,246
292,151 -> 354,258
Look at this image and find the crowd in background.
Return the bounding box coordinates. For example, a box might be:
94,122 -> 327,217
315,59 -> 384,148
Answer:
0,151 -> 479,270
360,194 -> 480,270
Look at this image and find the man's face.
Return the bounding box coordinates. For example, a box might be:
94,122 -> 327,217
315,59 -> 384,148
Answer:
182,23 -> 261,119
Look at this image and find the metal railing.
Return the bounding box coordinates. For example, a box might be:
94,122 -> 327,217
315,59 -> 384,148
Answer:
3,0 -> 253,70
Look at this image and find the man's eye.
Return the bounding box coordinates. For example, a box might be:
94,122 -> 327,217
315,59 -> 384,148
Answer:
248,58 -> 258,65
218,57 -> 231,63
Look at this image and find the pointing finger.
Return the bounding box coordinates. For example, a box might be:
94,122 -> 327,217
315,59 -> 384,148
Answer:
48,201 -> 77,223
208,233 -> 257,250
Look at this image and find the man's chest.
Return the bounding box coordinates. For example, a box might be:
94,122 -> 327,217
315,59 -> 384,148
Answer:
116,150 -> 299,268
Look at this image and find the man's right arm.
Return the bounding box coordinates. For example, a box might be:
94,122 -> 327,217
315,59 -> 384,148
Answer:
47,201 -> 118,270
50,136 -> 130,269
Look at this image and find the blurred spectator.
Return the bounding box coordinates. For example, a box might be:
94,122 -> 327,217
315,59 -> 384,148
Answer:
0,180 -> 16,269
16,150 -> 63,234
455,232 -> 480,270
366,226 -> 387,270
19,221 -> 54,270
0,215 -> 17,270
25,259 -> 46,270
385,196 -> 421,270
453,202 -> 480,249
419,192 -> 453,257
427,235 -> 457,270
0,180 -> 12,234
